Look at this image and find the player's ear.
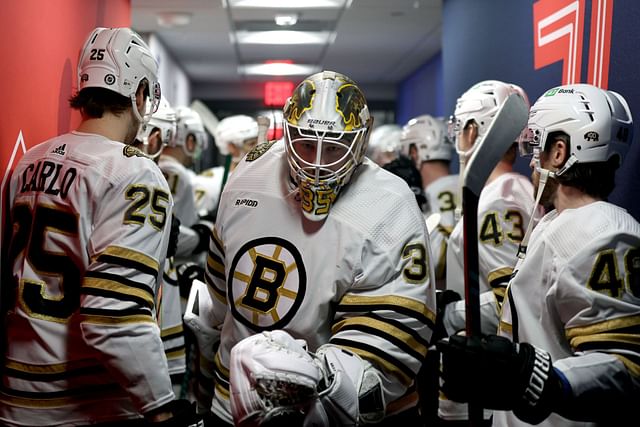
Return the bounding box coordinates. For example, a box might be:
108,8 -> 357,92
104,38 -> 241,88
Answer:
549,137 -> 568,169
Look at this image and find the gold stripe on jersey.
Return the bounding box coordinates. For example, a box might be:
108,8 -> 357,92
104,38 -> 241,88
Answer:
83,276 -> 155,308
79,311 -> 155,325
566,315 -> 640,340
613,354 -> 640,377
332,314 -> 429,359
4,358 -> 105,379
97,245 -> 160,275
161,324 -> 184,340
0,383 -> 122,408
215,381 -> 230,400
338,294 -> 436,326
499,320 -> 513,335
207,253 -> 225,281
214,351 -> 230,379
208,280 -> 227,305
329,339 -> 414,386
165,346 -> 186,359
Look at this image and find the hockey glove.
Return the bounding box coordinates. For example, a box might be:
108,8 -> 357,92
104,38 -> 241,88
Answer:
148,399 -> 204,427
230,330 -> 322,427
190,222 -> 212,255
176,262 -> 205,299
437,334 -> 566,424
167,214 -> 181,258
433,289 -> 461,341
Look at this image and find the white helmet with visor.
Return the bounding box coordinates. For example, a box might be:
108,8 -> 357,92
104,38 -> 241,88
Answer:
518,84 -> 633,177
283,70 -> 372,221
449,80 -> 529,161
77,27 -> 161,124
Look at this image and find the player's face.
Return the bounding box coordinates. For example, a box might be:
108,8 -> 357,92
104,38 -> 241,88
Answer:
293,138 -> 350,172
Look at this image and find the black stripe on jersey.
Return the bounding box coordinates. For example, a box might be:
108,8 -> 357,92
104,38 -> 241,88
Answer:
80,306 -> 153,318
329,337 -> 415,385
206,252 -> 225,281
0,382 -> 122,401
212,228 -> 225,256
337,301 -> 435,331
334,323 -> 425,363
4,364 -> 108,382
81,287 -> 154,310
84,271 -> 155,297
163,270 -> 179,286
96,254 -> 158,277
162,330 -> 184,342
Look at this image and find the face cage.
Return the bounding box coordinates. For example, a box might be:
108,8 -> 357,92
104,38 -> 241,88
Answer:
284,123 -> 365,187
518,124 -> 546,158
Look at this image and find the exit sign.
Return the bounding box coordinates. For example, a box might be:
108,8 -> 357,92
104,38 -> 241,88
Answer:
264,81 -> 294,107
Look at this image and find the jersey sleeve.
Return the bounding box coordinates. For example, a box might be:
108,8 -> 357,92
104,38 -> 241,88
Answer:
330,200 -> 437,405
79,161 -> 175,414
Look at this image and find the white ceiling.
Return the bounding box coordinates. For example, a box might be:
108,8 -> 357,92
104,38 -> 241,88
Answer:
131,0 -> 442,102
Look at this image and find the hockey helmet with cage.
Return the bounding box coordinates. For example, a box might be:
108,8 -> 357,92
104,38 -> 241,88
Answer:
77,27 -> 161,124
400,114 -> 453,168
449,80 -> 529,160
213,115 -> 259,159
136,97 -> 176,159
172,106 -> 208,159
519,83 -> 633,177
283,70 -> 372,221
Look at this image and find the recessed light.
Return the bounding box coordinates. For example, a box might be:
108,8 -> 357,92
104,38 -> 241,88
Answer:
239,63 -> 320,76
235,30 -> 332,45
275,13 -> 298,26
228,0 -> 347,8
156,11 -> 192,27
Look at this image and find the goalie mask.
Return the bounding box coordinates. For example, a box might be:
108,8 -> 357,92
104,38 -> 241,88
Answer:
519,84 -> 633,177
400,114 -> 452,169
172,106 -> 208,160
136,97 -> 176,159
449,80 -> 529,162
77,27 -> 161,125
283,70 -> 372,221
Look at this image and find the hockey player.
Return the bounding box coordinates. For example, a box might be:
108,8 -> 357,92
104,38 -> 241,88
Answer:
437,80 -> 542,423
0,27 -> 200,426
399,114 -> 459,289
366,123 -> 403,166
213,114 -> 259,174
201,70 -> 437,425
438,83 -> 640,426
159,106 -> 211,263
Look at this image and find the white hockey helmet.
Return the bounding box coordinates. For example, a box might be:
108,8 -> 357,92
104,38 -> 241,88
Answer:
213,115 -> 259,158
519,84 -> 633,176
283,70 -> 372,221
366,124 -> 402,166
136,97 -> 176,158
400,114 -> 453,168
449,80 -> 529,159
77,27 -> 160,124
172,106 -> 207,159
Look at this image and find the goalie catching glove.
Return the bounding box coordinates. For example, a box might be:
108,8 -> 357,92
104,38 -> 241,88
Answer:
436,334 -> 569,424
230,330 -> 385,426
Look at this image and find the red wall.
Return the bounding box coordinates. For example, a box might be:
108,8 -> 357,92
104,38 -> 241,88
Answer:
0,0 -> 130,259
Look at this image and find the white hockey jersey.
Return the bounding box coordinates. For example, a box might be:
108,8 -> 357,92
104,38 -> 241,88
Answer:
204,140 -> 437,423
494,202 -> 640,427
424,174 -> 460,286
1,132 -> 175,425
158,155 -> 199,228
191,166 -> 225,219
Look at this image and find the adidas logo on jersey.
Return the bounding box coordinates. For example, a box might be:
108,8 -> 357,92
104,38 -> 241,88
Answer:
52,144 -> 66,156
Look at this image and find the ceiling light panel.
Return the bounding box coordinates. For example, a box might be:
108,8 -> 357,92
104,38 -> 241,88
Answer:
239,62 -> 320,76
235,30 -> 332,45
228,0 -> 347,9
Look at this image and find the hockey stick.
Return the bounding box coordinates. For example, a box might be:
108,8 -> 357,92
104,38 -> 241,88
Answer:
462,92 -> 529,423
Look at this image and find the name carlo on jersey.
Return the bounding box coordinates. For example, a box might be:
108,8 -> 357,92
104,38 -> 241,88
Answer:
19,160 -> 77,199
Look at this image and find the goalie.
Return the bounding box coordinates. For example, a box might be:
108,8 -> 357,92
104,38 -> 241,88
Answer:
195,70 -> 437,425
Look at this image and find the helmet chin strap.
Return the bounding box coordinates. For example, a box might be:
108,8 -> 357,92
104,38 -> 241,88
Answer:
517,166 -> 553,259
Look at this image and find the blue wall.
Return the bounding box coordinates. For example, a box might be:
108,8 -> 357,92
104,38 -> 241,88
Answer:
397,0 -> 640,220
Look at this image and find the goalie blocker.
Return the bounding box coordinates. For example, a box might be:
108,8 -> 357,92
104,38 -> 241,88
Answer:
229,330 -> 385,426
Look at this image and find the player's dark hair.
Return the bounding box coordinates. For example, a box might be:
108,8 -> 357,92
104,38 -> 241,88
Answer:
69,80 -> 149,119
547,132 -> 619,199
383,154 -> 427,211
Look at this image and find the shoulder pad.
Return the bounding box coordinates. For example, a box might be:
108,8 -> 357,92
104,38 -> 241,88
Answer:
245,140 -> 277,162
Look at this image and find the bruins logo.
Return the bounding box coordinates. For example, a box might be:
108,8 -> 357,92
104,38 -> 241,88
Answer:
228,237 -> 306,331
336,83 -> 367,130
122,145 -> 150,159
245,140 -> 277,162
